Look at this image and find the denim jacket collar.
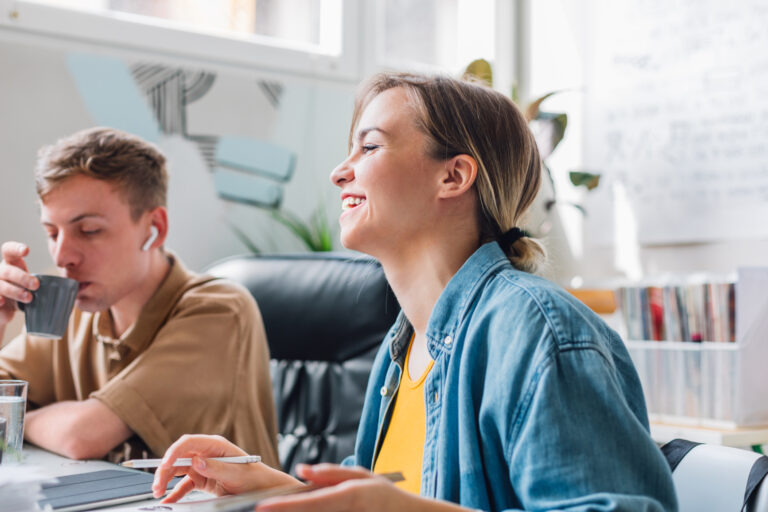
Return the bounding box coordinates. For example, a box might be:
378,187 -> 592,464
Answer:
388,242 -> 511,363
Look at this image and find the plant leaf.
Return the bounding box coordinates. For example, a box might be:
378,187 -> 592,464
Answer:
313,207 -> 334,251
542,162 -> 556,198
524,91 -> 560,121
272,210 -> 315,251
227,222 -> 261,254
510,83 -> 519,104
545,200 -> 587,216
569,171 -> 601,190
273,207 -> 333,252
463,58 -> 493,86
530,113 -> 568,160
549,112 -> 567,152
568,202 -> 587,216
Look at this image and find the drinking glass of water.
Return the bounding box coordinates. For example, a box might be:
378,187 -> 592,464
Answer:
0,380 -> 27,465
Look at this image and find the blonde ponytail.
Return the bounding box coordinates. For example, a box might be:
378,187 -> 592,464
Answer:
505,237 -> 547,274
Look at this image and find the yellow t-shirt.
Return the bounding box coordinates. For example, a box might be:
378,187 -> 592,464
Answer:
373,337 -> 434,494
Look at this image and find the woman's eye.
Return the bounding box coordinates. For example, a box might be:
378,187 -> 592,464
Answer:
82,229 -> 101,236
361,144 -> 380,153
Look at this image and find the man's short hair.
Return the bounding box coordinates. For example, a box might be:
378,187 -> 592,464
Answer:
35,127 -> 168,220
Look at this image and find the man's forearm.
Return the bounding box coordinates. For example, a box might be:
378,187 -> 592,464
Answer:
24,398 -> 133,460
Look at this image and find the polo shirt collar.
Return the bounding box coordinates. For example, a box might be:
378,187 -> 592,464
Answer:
93,253 -> 192,354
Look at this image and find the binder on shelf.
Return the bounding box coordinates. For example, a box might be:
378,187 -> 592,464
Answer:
617,269 -> 767,428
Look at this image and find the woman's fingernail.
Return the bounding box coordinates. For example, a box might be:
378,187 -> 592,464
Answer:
295,463 -> 312,477
193,456 -> 206,470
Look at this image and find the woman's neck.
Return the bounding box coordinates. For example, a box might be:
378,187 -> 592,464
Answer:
379,231 -> 480,337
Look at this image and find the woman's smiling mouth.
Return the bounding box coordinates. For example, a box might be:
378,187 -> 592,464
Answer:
342,196 -> 366,210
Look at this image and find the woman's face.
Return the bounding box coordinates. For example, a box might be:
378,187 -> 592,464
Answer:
330,87 -> 446,256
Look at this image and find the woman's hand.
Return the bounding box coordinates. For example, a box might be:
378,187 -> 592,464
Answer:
255,464 -> 461,512
152,434 -> 297,502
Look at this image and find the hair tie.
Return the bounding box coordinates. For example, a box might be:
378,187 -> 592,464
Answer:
499,227 -> 525,246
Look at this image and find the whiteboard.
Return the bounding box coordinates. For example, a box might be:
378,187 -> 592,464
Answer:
584,0 -> 768,245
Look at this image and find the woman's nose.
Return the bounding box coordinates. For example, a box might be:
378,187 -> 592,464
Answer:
330,157 -> 354,187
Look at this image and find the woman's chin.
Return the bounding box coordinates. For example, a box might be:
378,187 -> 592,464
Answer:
339,231 -> 359,251
339,229 -> 373,255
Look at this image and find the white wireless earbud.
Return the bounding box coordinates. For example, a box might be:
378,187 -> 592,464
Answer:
141,225 -> 159,252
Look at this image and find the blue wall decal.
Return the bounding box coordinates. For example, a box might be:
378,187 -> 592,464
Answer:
216,136 -> 295,182
66,54 -> 162,142
213,168 -> 282,209
67,53 -> 296,210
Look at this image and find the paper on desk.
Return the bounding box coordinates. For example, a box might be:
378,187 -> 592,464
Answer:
108,496 -> 253,512
0,465 -> 58,512
108,484 -> 309,512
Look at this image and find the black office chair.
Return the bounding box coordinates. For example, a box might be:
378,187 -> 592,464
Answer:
207,253 -> 399,474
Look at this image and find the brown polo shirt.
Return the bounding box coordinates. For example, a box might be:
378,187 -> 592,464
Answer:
0,254 -> 279,467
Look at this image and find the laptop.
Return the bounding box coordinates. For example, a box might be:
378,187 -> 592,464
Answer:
38,468 -> 180,511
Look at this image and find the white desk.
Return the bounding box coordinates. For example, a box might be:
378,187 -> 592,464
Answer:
20,444 -> 212,511
23,444 -> 122,478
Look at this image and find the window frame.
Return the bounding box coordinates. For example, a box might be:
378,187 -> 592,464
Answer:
0,0 -> 523,88
0,0 -> 361,82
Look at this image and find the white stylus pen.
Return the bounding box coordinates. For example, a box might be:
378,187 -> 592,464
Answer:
121,455 -> 261,468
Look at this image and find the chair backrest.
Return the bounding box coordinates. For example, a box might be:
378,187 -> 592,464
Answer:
662,439 -> 768,512
207,253 -> 399,473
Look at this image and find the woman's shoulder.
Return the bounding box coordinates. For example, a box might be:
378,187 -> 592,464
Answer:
477,267 -> 619,351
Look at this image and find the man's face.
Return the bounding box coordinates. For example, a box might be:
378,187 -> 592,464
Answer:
40,174 -> 154,312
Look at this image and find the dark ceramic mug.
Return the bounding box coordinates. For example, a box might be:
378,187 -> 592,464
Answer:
17,275 -> 78,339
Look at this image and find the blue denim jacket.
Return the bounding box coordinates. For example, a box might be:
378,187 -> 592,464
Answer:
345,242 -> 677,511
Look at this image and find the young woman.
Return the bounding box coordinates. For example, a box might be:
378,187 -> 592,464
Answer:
152,73 -> 676,512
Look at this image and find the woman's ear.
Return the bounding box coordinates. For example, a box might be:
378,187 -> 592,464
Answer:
437,154 -> 478,199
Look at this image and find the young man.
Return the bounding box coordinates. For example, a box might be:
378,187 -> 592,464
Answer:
0,127 -> 279,466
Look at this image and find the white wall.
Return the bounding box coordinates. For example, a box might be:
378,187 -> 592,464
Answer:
0,36 -> 356,345
529,0 -> 768,286
0,43 -> 95,273
0,39 -> 355,264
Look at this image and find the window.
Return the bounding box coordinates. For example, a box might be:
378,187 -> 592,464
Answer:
5,0 -> 351,79
25,0 -> 342,54
3,0 -> 511,83
378,0 -> 495,73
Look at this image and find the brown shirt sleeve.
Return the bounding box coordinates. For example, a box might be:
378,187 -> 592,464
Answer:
0,332 -> 58,407
91,282 -> 279,466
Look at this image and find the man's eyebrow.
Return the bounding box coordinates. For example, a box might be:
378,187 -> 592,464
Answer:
356,126 -> 390,140
41,213 -> 104,226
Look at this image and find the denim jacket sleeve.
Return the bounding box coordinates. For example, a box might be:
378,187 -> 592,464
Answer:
345,244 -> 677,511
503,342 -> 677,512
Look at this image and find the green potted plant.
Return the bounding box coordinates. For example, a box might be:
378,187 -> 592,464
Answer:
464,59 -> 600,220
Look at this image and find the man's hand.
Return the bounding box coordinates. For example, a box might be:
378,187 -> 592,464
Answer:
24,398 -> 133,459
0,242 -> 39,331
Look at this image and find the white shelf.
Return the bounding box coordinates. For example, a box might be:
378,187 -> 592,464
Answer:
651,422 -> 768,448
